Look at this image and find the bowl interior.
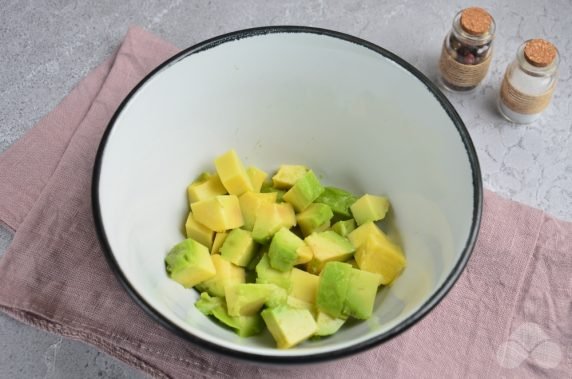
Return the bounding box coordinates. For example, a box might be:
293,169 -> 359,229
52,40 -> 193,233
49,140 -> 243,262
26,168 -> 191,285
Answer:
96,29 -> 479,359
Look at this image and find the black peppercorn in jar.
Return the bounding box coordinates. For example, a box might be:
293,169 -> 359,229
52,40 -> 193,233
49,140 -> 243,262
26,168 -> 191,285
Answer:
439,7 -> 496,92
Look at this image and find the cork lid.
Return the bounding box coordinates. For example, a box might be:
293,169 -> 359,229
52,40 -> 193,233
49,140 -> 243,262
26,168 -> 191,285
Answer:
524,39 -> 558,67
460,7 -> 493,35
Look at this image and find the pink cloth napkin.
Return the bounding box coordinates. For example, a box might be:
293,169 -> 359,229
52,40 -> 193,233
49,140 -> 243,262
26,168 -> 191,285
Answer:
0,27 -> 570,378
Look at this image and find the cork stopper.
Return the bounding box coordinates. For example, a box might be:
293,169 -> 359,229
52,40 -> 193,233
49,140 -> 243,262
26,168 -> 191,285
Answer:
460,7 -> 492,35
524,39 -> 557,67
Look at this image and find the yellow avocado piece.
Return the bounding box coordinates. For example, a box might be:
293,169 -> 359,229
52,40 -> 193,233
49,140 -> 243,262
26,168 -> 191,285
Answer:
187,174 -> 227,205
190,195 -> 244,232
238,191 -> 277,231
215,150 -> 253,195
225,283 -> 279,316
251,202 -> 296,244
165,239 -> 216,288
220,229 -> 257,267
289,268 -> 319,304
195,254 -> 245,297
350,194 -> 389,225
211,232 -> 227,255
271,165 -> 308,189
247,166 -> 268,193
305,231 -> 355,275
355,234 -> 406,285
295,244 -> 313,265
185,212 -> 215,249
347,221 -> 388,250
261,306 -> 317,349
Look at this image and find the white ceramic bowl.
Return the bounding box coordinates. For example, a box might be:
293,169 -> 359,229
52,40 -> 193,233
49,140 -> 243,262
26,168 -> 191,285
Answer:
93,26 -> 482,363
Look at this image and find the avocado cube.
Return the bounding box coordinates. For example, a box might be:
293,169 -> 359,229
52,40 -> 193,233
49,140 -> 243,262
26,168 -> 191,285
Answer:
238,191 -> 277,231
286,296 -> 315,316
342,268 -> 382,319
220,229 -> 257,267
331,219 -> 356,237
260,181 -> 287,202
315,186 -> 358,217
355,234 -> 406,285
265,285 -> 289,308
184,212 -> 215,249
314,311 -> 346,337
316,261 -> 353,318
347,221 -> 386,249
251,202 -> 296,244
305,231 -> 355,274
195,292 -> 263,337
210,232 -> 227,255
271,165 -> 308,189
225,283 -> 281,316
190,195 -> 244,232
282,170 -> 324,212
165,238 -> 216,288
295,244 -> 313,265
289,268 -> 319,304
261,306 -> 317,349
268,228 -> 305,272
350,194 -> 389,225
187,173 -> 227,204
195,254 -> 245,297
255,254 -> 292,291
246,166 -> 268,193
215,149 -> 253,196
296,203 -> 334,236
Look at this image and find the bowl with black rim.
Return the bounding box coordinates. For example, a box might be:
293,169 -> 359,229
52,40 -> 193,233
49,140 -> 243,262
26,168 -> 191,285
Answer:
93,26 -> 482,364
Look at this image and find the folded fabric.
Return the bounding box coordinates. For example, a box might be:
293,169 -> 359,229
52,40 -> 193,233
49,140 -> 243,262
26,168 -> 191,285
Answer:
0,27 -> 569,379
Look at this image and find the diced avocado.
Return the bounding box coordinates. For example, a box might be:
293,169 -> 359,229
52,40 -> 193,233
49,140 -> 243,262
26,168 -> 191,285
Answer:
220,229 -> 257,267
184,212 -> 215,249
305,231 -> 355,274
251,202 -> 296,244
246,166 -> 268,193
316,262 -> 353,318
343,268 -> 382,319
350,194 -> 389,225
286,296 -> 315,316
314,311 -> 346,337
347,221 -> 386,249
260,181 -> 286,202
195,254 -> 245,297
225,283 -> 281,316
282,170 -> 324,212
210,232 -> 227,255
191,195 -> 244,232
355,234 -> 406,285
295,244 -> 313,265
271,165 -> 308,189
268,228 -> 305,272
315,187 -> 358,217
255,254 -> 292,291
289,268 -> 319,304
165,238 -> 215,288
296,203 -> 333,236
195,292 -> 263,337
261,305 -> 317,349
238,191 -> 277,231
331,219 -> 356,237
265,285 -> 288,308
214,149 -> 253,196
187,173 -> 227,204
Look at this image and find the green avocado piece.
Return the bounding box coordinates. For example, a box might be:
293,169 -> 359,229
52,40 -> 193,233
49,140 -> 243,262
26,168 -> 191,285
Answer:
315,187 -> 358,217
255,254 -> 292,291
268,228 -> 305,272
314,311 -> 347,337
261,305 -> 317,349
305,231 -> 355,275
331,219 -> 357,237
220,229 -> 257,267
350,194 -> 389,225
282,170 -> 324,212
316,261 -> 353,318
165,238 -> 216,288
195,292 -> 263,337
342,268 -> 381,319
225,283 -> 283,316
296,203 -> 334,237
195,254 -> 245,297
251,202 -> 296,244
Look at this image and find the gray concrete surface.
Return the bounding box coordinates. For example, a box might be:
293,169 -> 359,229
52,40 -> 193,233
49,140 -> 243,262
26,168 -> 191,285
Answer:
1,0 -> 570,377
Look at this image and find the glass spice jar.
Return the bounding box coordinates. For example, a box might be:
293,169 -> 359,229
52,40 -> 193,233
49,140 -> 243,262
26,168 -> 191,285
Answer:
439,7 -> 495,92
499,39 -> 559,124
